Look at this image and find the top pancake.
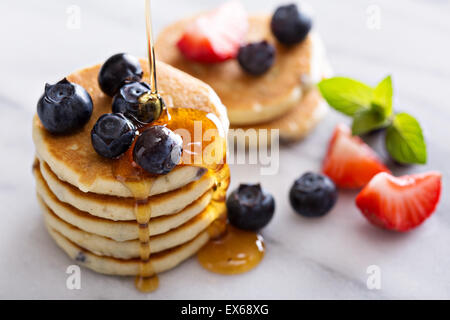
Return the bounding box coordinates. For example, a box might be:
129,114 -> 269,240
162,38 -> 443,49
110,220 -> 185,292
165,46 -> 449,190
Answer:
156,14 -> 316,126
33,60 -> 229,197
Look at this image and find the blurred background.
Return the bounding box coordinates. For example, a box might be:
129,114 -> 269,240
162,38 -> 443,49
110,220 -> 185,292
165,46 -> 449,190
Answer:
0,0 -> 449,299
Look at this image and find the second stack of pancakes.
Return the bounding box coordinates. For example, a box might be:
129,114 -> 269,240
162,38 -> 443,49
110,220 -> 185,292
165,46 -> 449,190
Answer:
156,14 -> 332,143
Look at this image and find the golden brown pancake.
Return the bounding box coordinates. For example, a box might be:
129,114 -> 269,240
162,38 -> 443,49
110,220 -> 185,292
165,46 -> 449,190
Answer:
32,60 -> 228,196
156,14 -> 320,126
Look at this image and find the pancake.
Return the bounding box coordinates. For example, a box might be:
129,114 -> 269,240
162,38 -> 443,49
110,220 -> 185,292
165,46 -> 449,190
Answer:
230,88 -> 327,145
39,196 -> 225,258
156,14 -> 327,126
38,160 -> 214,221
32,60 -> 229,197
33,56 -> 231,288
36,168 -> 216,241
46,224 -> 210,276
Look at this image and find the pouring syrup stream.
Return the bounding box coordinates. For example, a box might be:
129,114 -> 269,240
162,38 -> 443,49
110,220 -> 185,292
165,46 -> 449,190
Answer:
130,0 -> 160,293
145,0 -> 158,95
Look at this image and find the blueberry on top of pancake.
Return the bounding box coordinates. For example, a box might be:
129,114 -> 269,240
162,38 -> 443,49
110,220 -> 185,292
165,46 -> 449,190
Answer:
98,53 -> 143,97
134,126 -> 183,175
237,41 -> 276,76
91,113 -> 136,159
112,81 -> 165,125
37,78 -> 93,134
271,4 -> 312,46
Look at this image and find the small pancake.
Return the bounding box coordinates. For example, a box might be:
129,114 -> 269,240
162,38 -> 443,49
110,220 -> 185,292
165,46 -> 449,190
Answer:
37,160 -> 214,221
46,224 -> 209,276
156,15 -> 322,126
36,170 -> 214,241
40,196 -> 224,258
230,88 -> 327,145
32,60 -> 228,197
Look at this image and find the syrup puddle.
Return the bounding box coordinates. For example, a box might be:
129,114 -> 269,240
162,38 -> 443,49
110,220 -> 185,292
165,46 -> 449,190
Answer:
198,225 -> 265,275
198,166 -> 265,276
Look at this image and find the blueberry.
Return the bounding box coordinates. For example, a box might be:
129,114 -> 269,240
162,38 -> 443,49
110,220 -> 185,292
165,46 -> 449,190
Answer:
271,4 -> 312,45
75,251 -> 86,263
133,126 -> 183,175
289,172 -> 337,217
91,113 -> 136,159
37,78 -> 93,134
112,81 -> 164,124
226,184 -> 275,231
237,41 -> 276,76
98,53 -> 143,96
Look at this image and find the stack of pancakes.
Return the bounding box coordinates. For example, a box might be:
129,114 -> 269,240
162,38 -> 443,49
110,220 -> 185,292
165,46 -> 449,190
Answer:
32,61 -> 229,277
156,15 -> 332,143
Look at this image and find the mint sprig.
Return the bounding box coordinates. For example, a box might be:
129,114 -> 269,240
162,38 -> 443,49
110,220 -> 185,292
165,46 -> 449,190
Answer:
318,75 -> 427,165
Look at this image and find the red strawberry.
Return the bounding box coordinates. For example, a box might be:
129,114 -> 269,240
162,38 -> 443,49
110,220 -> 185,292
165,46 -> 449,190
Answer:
356,171 -> 442,231
177,1 -> 248,63
322,124 -> 390,188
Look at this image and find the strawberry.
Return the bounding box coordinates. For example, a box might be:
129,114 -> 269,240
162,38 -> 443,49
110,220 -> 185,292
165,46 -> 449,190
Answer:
322,124 -> 390,188
356,171 -> 442,231
176,1 -> 248,63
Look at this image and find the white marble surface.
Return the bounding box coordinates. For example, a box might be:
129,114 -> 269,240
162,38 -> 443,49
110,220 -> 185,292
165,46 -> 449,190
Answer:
0,0 -> 449,299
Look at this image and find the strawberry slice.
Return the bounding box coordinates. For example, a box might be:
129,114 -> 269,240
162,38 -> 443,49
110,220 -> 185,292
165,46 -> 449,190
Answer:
177,1 -> 248,63
356,171 -> 442,231
322,124 -> 390,188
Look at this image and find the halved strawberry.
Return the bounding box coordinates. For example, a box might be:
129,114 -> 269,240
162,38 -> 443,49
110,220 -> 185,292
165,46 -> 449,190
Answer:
356,171 -> 442,231
177,1 -> 248,63
322,124 -> 390,188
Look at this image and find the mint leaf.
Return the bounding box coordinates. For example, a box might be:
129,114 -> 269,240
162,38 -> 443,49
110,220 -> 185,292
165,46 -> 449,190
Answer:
352,107 -> 390,135
373,75 -> 393,118
386,113 -> 427,164
318,77 -> 373,116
